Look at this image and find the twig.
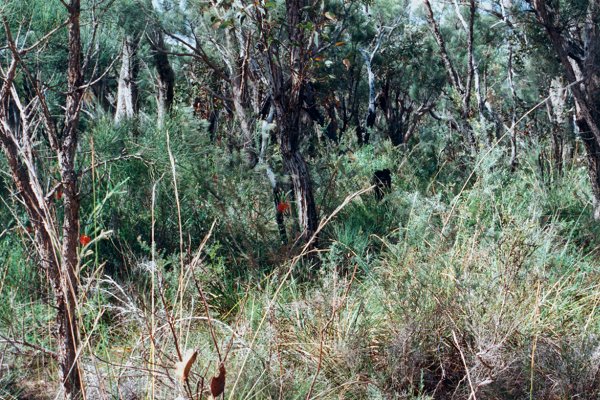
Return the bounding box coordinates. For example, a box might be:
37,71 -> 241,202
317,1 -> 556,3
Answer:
189,221 -> 223,361
452,330 -> 477,400
0,334 -> 58,360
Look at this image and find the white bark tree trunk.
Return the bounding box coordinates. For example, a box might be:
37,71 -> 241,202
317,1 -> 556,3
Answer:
115,36 -> 139,125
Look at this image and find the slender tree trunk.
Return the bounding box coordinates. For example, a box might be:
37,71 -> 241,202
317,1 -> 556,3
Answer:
115,35 -> 139,125
221,28 -> 258,168
325,100 -> 338,142
149,30 -> 175,128
0,2 -> 84,397
265,0 -> 319,247
423,0 -> 463,94
58,1 -> 84,396
282,144 -> 319,242
259,103 -> 288,243
361,49 -> 376,133
423,0 -> 477,151
231,84 -> 258,168
273,101 -> 319,243
508,44 -> 519,170
531,0 -> 600,219
577,119 -> 600,219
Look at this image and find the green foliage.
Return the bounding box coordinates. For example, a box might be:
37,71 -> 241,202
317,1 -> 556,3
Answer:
1,0 -> 600,398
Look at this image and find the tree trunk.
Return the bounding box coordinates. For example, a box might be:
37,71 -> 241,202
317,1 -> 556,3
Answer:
259,103 -> 288,244
576,119 -> 600,219
57,165 -> 82,400
283,147 -> 319,242
58,1 -> 85,396
360,49 -> 376,133
231,84 -> 258,168
265,0 -> 319,247
424,0 -> 478,152
531,0 -> 600,220
0,2 -> 85,397
149,30 -> 175,128
273,101 -> 319,244
115,35 -> 139,125
324,101 -> 338,142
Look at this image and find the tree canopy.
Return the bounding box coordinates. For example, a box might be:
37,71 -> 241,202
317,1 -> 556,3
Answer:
0,0 -> 599,398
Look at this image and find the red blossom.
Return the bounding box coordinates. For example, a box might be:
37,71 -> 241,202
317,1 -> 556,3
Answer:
277,202 -> 290,214
79,234 -> 91,246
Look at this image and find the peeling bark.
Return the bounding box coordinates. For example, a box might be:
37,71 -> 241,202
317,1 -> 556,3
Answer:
259,102 -> 288,244
265,0 -> 320,246
577,118 -> 600,220
0,1 -> 85,397
115,35 -> 139,125
531,0 -> 600,219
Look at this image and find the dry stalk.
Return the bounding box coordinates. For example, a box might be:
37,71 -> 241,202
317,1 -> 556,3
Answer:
228,186 -> 373,399
305,260 -> 360,400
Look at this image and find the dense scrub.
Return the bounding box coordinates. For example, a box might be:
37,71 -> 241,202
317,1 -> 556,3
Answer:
1,0 -> 600,398
1,114 -> 599,399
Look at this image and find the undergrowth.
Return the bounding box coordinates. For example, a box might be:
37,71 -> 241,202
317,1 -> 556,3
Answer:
0,118 -> 599,399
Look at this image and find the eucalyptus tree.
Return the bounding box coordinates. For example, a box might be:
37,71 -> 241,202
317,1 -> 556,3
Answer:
151,0 -> 291,238
0,0 -> 94,397
358,12 -> 403,143
148,26 -> 175,127
156,0 -> 352,246
422,0 -> 476,123
114,0 -> 147,124
377,25 -> 443,146
355,1 -> 407,142
527,0 -> 600,219
230,0 -> 356,244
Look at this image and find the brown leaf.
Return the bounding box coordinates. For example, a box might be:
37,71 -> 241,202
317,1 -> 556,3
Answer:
210,363 -> 226,398
342,59 -> 351,70
175,349 -> 198,382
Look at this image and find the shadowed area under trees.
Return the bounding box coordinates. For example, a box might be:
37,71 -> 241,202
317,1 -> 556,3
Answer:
0,0 -> 599,398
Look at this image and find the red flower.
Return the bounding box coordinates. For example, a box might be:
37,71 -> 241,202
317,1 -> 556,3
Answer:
79,234 -> 91,246
277,201 -> 290,214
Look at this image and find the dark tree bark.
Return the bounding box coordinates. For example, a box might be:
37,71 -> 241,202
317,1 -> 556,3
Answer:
0,1 -> 85,398
282,145 -> 319,242
271,95 -> 319,243
259,102 -> 288,244
530,0 -> 600,219
380,80 -> 435,146
324,99 -> 338,142
58,4 -> 84,396
423,0 -> 463,95
577,119 -> 600,220
267,0 -> 319,246
301,82 -> 324,125
149,30 -> 175,127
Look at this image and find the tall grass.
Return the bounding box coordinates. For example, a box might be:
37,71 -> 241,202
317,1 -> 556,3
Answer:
0,117 -> 598,399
